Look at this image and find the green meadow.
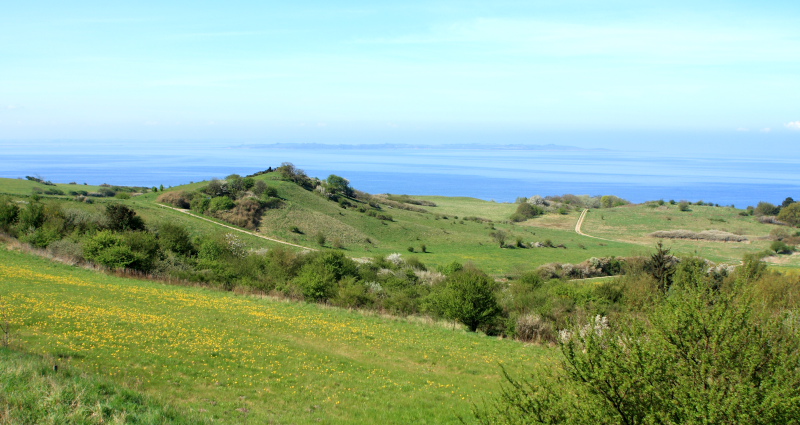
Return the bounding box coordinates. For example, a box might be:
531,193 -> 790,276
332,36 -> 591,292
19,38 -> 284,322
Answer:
0,247 -> 550,424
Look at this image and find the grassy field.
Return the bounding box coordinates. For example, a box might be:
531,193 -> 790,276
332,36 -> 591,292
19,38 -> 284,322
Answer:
0,246 -> 551,424
0,347 -> 206,424
3,175 -> 797,272
0,178 -> 106,197
581,203 -> 798,266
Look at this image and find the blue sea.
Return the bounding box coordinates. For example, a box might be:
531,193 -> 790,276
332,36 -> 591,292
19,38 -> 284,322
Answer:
1,140 -> 798,208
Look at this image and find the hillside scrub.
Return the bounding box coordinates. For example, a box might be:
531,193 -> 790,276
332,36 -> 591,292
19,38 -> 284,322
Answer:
475,257 -> 800,424
649,229 -> 748,242
778,202 -> 800,226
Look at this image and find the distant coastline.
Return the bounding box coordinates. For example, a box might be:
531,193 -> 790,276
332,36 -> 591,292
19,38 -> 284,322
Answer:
229,143 -> 611,152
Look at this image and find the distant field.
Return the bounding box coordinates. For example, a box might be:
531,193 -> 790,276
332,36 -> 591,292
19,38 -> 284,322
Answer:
0,247 -> 551,424
581,204 -> 798,266
0,178 -> 106,197
2,176 -> 797,272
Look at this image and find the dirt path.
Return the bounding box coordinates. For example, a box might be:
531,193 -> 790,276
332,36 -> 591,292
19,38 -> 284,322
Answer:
156,203 -> 317,251
574,209 -> 612,241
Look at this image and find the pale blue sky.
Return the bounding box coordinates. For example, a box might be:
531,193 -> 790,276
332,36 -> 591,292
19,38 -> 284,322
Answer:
1,1 -> 799,150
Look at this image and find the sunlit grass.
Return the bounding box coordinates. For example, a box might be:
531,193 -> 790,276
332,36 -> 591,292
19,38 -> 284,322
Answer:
0,247 -> 552,424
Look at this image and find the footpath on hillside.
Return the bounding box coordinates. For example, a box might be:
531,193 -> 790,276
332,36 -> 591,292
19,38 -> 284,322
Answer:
574,209 -> 617,243
156,203 -> 317,251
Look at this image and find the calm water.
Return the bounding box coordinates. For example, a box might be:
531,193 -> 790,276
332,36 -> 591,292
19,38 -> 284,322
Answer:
1,141 -> 798,208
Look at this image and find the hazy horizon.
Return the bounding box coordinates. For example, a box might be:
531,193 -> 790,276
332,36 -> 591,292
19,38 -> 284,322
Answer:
2,1 -> 799,155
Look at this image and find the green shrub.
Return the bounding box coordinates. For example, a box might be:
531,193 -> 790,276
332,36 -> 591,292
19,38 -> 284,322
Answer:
770,240 -> 793,254
207,196 -> 235,213
0,197 -> 19,231
510,203 -> 544,222
190,197 -> 210,214
778,202 -> 800,226
479,273 -> 800,424
104,204 -> 145,232
18,201 -> 45,230
433,268 -> 501,332
19,226 -> 62,248
157,222 -> 196,257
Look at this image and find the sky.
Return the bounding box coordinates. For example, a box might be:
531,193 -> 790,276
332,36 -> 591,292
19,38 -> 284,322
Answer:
1,0 -> 799,151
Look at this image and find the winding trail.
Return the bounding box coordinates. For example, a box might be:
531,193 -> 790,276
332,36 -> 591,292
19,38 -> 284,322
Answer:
574,209 -> 616,243
156,203 -> 317,251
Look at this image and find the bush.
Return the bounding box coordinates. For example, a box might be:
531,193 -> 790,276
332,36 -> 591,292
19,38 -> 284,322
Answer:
755,201 -> 781,217
510,203 -> 544,222
771,240 -> 793,254
778,202 -> 800,227
104,204 -> 145,232
190,197 -> 210,214
157,191 -> 193,209
18,201 -> 45,230
157,222 -> 196,257
678,200 -> 691,211
434,268 -> 501,332
478,273 -> 800,424
0,197 -> 19,232
207,196 -> 235,213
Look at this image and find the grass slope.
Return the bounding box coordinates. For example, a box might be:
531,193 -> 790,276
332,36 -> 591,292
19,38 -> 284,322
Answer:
4,175 -> 796,272
581,204 -> 798,265
0,347 -> 205,424
0,246 -> 550,424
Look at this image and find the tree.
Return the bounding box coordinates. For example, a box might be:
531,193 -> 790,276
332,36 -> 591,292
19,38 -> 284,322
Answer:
326,174 -> 353,197
777,202 -> 800,226
755,201 -> 780,216
782,197 -> 795,208
646,241 -> 675,292
490,230 -> 507,248
105,204 -> 145,232
438,269 -> 501,332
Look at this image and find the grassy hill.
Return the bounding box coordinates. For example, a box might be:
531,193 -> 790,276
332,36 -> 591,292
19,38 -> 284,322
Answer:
2,172 -> 798,272
0,246 -> 549,424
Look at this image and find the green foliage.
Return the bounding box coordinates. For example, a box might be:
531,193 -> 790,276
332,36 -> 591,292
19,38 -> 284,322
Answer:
0,196 -> 20,231
18,200 -> 45,230
296,251 -> 358,301
207,196 -> 235,213
755,201 -> 780,216
770,240 -> 793,254
490,230 -> 507,248
315,231 -> 326,246
677,200 -> 691,211
510,202 -> 544,222
157,222 -> 196,256
83,230 -> 158,271
646,241 -> 675,292
18,225 -> 62,248
83,231 -> 138,270
326,174 -> 353,197
434,268 -> 501,332
104,204 -> 145,232
600,195 -> 628,208
190,196 -> 210,214
479,273 -> 800,424
778,202 -> 800,226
